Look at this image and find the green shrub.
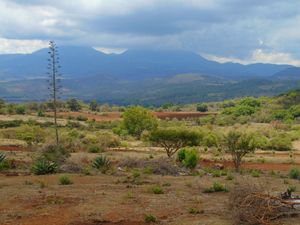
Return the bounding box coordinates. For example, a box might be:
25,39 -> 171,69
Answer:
183,148 -> 200,169
0,152 -> 5,164
15,105 -> 26,114
203,132 -> 220,147
88,145 -> 103,153
269,135 -> 292,151
39,144 -> 70,165
203,182 -> 228,193
77,115 -> 88,121
144,214 -> 157,223
251,170 -> 261,177
288,167 -> 300,179
196,103 -> 208,112
177,148 -> 200,169
177,149 -> 186,162
32,160 -> 57,175
151,185 -> 164,194
93,155 -> 111,173
226,173 -> 234,180
59,175 -> 73,185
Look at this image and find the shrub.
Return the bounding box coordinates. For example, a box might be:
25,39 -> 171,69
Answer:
59,175 -> 73,185
203,132 -> 220,148
39,144 -> 70,165
196,103 -> 208,112
32,160 -> 57,175
251,170 -> 261,178
177,148 -> 200,169
15,105 -> 26,114
76,115 -> 88,121
93,155 -> 111,173
149,128 -> 201,158
0,152 -> 9,171
288,167 -> 300,179
121,106 -> 158,139
151,185 -> 164,194
67,98 -> 81,111
88,145 -> 103,153
269,135 -> 292,151
203,182 -> 228,193
0,152 -> 5,164
177,149 -> 186,162
144,214 -> 157,223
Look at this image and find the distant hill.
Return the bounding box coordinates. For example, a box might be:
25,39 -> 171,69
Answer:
0,46 -> 300,104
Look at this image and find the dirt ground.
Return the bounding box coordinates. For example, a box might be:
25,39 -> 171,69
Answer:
1,147 -> 300,225
1,172 -> 299,225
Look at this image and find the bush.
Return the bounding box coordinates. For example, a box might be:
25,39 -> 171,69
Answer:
288,167 -> 300,179
177,149 -> 186,162
15,105 -> 26,114
59,175 -> 73,185
203,182 -> 228,193
39,144 -> 70,165
93,155 -> 111,173
145,214 -> 157,223
32,160 -> 57,175
196,103 -> 208,112
0,152 -> 6,164
0,152 -> 9,171
177,148 -> 199,169
88,145 -> 103,153
269,135 -> 292,151
67,99 -> 81,111
151,185 -> 164,194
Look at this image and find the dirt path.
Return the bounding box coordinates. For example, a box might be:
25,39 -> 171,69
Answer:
201,159 -> 299,171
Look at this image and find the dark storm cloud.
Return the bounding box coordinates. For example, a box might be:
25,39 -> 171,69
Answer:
0,0 -> 300,63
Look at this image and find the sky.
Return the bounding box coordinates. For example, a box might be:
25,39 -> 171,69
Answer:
0,0 -> 300,65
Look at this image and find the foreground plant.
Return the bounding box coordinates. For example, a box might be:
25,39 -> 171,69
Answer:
59,175 -> 73,185
93,155 -> 111,173
32,160 -> 57,175
0,152 -> 6,164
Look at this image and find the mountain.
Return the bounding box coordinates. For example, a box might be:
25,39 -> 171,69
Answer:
272,67 -> 300,80
0,46 -> 300,104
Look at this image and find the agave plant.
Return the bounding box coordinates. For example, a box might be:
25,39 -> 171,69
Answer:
93,155 -> 111,173
0,152 -> 6,164
32,160 -> 57,175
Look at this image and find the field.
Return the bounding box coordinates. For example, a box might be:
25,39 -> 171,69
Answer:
1,93 -> 300,225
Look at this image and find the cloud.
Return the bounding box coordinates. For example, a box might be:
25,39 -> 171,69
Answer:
0,38 -> 48,54
204,49 -> 300,66
0,0 -> 299,65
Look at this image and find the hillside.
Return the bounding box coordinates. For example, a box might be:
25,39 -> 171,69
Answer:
0,47 -> 300,104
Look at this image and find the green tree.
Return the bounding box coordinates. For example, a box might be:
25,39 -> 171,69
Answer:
223,131 -> 256,172
196,103 -> 208,112
149,128 -> 200,158
67,99 -> 81,111
122,106 -> 158,138
89,100 -> 99,111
